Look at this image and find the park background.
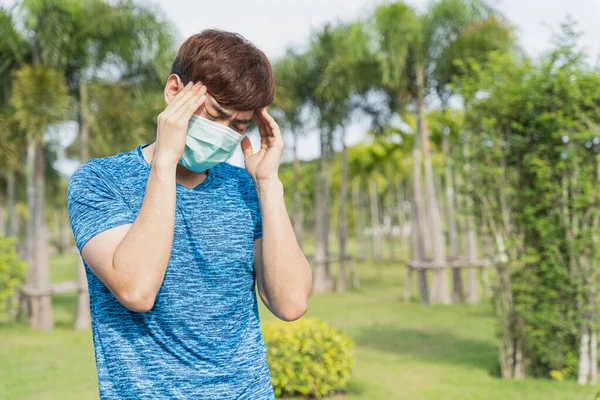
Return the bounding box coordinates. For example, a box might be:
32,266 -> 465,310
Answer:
1,0 -> 600,399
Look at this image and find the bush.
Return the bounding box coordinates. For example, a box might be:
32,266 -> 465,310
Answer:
0,235 -> 26,321
262,318 -> 355,399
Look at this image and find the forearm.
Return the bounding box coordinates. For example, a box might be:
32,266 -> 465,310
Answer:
256,178 -> 312,316
112,161 -> 176,303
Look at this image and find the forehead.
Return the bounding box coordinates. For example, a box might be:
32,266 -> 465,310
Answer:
205,94 -> 255,119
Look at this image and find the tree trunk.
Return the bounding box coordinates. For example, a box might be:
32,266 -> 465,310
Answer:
336,134 -> 348,292
412,144 -> 429,263
0,201 -> 4,237
323,134 -> 333,292
410,115 -> 428,303
396,179 -> 409,258
417,65 -> 448,304
384,213 -> 394,260
75,82 -> 91,330
25,139 -> 36,325
513,337 -> 525,379
479,215 -> 492,298
489,227 -> 516,379
465,199 -> 479,304
7,169 -> 17,238
443,134 -> 463,302
353,178 -> 367,261
350,178 -> 361,289
410,187 -> 428,303
591,332 -> 597,385
385,181 -> 396,262
52,207 -> 60,254
463,142 -> 480,304
292,131 -> 304,248
31,142 -> 53,331
578,330 -> 591,385
313,132 -> 330,294
369,180 -> 383,261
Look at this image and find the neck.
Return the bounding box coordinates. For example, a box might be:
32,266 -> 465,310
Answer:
143,142 -> 208,187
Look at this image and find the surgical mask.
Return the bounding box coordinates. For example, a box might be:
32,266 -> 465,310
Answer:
179,114 -> 244,173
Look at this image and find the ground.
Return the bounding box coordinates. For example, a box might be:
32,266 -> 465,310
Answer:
0,250 -> 595,400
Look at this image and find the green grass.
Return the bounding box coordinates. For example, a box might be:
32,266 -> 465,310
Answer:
0,250 -> 595,400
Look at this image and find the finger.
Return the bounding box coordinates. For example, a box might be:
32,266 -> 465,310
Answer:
260,134 -> 269,150
174,91 -> 207,121
169,83 -> 206,115
164,81 -> 194,113
170,82 -> 206,118
254,108 -> 269,137
241,136 -> 254,159
254,109 -> 274,149
261,108 -> 284,148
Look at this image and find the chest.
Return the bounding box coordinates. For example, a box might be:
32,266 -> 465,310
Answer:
120,174 -> 258,305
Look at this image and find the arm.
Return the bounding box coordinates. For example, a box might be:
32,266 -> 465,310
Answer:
253,179 -> 312,321
80,162 -> 177,312
75,81 -> 207,312
242,108 -> 312,322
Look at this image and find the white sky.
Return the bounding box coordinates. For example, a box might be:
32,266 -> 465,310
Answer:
3,0 -> 600,171
157,0 -> 599,167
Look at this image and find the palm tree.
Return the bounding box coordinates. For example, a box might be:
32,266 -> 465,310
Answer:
374,0 -> 514,304
0,113 -> 24,239
23,0 -> 174,329
309,22 -> 381,292
272,50 -> 312,248
427,109 -> 465,301
0,6 -> 27,240
11,65 -> 70,331
2,0 -> 175,329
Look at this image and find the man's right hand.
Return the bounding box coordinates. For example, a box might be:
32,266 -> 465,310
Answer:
153,81 -> 207,167
78,81 -> 206,313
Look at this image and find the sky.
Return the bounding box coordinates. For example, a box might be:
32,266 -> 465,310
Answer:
153,0 -> 600,168
3,0 -> 600,172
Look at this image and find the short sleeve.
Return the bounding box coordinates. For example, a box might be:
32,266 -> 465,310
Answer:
67,163 -> 136,254
246,176 -> 263,241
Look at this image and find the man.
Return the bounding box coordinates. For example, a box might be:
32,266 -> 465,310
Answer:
67,29 -> 312,399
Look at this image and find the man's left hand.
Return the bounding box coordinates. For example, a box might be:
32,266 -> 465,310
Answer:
241,107 -> 284,183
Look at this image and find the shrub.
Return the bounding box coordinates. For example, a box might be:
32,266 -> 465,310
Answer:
0,235 -> 26,321
262,318 -> 355,399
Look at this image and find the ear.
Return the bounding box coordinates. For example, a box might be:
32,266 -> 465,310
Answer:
164,74 -> 184,105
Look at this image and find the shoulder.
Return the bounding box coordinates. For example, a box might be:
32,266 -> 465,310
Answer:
68,148 -> 139,196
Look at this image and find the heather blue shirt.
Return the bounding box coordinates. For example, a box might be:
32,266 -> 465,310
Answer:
67,143 -> 275,399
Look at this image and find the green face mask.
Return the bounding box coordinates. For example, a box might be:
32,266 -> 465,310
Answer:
179,114 -> 245,173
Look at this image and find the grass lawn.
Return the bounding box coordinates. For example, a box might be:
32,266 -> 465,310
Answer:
0,249 -> 595,400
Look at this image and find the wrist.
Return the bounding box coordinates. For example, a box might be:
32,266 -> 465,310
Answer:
151,158 -> 177,180
255,178 -> 283,195
152,147 -> 180,169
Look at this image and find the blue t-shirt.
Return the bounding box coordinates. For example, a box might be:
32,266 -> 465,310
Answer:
67,143 -> 276,399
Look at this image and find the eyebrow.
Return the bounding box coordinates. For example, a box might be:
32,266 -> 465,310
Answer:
210,100 -> 253,125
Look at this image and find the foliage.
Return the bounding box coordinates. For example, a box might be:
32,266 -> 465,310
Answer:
0,235 -> 26,321
10,64 -> 70,141
452,24 -> 600,378
373,0 -> 515,113
262,318 -> 355,398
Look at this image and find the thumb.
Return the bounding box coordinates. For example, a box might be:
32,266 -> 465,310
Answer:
241,136 -> 254,159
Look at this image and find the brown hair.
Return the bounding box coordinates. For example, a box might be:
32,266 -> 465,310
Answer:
171,29 -> 274,111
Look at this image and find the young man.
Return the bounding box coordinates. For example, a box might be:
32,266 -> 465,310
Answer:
67,29 -> 312,399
